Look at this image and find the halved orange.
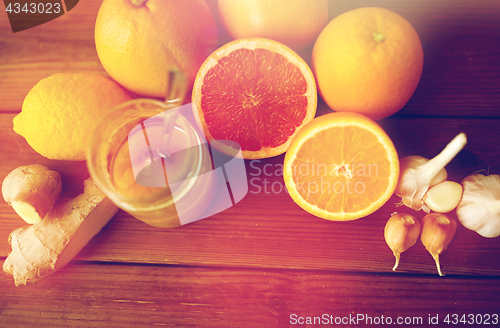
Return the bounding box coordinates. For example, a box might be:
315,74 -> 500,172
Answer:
283,112 -> 399,221
192,38 -> 317,159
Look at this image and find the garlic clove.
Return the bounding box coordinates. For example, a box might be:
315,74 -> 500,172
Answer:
396,156 -> 448,212
421,213 -> 457,276
384,212 -> 421,271
457,174 -> 500,238
424,181 -> 463,213
395,133 -> 467,212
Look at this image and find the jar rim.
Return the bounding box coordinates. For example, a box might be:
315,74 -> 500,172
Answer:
87,98 -> 205,212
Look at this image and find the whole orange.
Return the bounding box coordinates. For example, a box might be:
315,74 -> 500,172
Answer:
218,0 -> 328,51
312,7 -> 423,120
95,0 -> 218,98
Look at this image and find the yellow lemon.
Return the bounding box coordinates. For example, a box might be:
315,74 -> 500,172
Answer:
14,73 -> 131,161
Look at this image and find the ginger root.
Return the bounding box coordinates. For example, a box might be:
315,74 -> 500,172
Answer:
2,164 -> 62,224
3,177 -> 118,286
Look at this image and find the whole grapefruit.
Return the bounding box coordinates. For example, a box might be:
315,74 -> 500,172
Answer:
218,0 -> 328,51
95,0 -> 218,98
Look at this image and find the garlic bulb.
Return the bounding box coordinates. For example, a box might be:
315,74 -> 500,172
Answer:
456,174 -> 500,238
395,133 -> 467,212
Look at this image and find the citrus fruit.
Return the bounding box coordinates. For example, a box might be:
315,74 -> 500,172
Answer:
192,38 -> 317,159
95,0 -> 218,98
283,112 -> 399,221
311,7 -> 424,120
13,73 -> 131,161
218,0 -> 328,51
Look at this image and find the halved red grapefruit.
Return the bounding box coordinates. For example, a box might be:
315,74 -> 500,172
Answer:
192,38 -> 317,159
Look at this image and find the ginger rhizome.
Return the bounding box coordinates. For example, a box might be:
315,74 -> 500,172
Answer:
2,164 -> 62,224
3,177 -> 118,286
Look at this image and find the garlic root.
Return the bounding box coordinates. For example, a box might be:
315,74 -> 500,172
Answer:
395,133 -> 467,212
421,213 -> 457,276
384,212 -> 421,271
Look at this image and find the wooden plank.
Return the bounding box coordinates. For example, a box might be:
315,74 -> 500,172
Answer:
1,112 -> 499,276
2,108 -> 498,180
1,262 -> 499,327
1,0 -> 499,323
41,194 -> 500,276
1,0 -> 500,117
0,0 -> 107,112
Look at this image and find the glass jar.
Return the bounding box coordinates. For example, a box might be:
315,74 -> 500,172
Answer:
87,98 -> 217,228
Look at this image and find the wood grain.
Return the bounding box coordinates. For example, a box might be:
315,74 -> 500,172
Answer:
0,0 -> 107,112
1,0 -> 500,326
1,115 -> 499,276
1,262 -> 499,327
1,109 -> 499,276
2,0 -> 500,116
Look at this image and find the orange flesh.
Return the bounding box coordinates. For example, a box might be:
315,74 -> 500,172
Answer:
201,48 -> 308,151
291,126 -> 391,214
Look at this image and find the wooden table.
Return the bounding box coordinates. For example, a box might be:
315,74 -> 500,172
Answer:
1,0 -> 500,326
